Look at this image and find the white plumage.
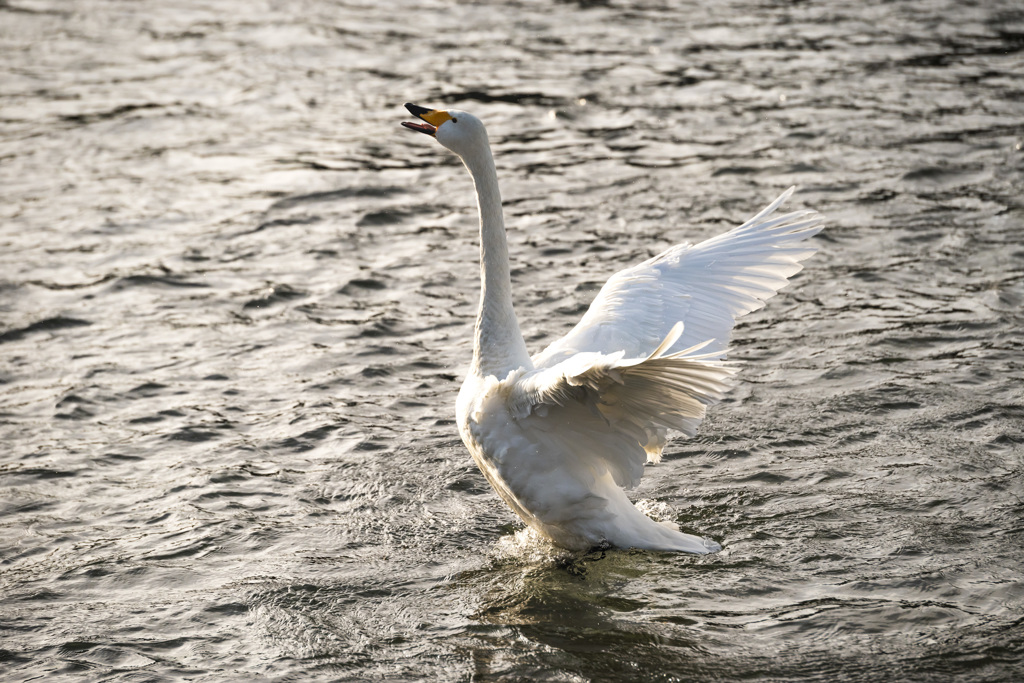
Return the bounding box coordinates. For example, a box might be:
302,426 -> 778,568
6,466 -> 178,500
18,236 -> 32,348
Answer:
403,104 -> 824,553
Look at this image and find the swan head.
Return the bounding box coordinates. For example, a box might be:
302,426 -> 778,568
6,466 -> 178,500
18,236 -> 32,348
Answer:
402,103 -> 488,160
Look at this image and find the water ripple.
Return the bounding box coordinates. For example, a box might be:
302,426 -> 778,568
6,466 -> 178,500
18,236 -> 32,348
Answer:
2,0 -> 1023,681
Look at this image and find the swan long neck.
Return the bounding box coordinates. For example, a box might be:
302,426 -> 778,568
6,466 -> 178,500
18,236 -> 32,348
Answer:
462,143 -> 531,377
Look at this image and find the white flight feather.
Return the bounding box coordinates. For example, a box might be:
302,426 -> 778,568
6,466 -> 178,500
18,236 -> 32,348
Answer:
533,187 -> 825,368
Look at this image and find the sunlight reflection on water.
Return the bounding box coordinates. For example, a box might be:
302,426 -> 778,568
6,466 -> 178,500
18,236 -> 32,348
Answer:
2,0 -> 1023,680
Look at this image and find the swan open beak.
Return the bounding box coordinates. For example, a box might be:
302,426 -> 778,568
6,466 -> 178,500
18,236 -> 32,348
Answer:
402,103 -> 452,136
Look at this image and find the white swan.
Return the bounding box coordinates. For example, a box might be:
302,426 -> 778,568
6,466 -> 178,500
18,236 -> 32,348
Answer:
403,103 -> 824,553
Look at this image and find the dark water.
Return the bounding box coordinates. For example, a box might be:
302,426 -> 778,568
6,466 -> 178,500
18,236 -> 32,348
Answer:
2,0 -> 1023,680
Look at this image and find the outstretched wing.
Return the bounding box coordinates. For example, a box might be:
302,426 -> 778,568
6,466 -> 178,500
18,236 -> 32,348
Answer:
531,187 -> 825,369
508,323 -> 735,489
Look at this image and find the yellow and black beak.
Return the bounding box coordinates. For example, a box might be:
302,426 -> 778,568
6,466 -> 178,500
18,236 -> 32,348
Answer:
402,103 -> 452,137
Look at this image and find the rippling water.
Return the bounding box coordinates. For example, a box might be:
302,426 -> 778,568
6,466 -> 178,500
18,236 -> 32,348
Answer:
2,0 -> 1023,680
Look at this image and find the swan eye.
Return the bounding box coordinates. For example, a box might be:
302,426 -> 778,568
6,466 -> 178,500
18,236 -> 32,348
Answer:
451,117 -> 458,123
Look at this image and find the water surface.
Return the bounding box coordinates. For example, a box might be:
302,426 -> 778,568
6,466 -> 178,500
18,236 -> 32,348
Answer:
2,0 -> 1023,680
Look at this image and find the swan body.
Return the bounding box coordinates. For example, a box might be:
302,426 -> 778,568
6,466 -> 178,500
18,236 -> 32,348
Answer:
403,103 -> 824,553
